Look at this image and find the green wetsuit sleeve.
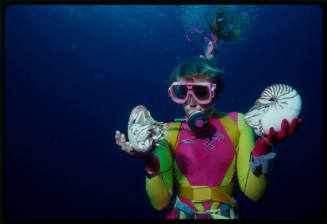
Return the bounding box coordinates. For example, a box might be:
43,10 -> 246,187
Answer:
236,113 -> 269,202
145,138 -> 173,211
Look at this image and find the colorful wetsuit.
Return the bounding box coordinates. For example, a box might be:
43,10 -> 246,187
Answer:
145,109 -> 269,219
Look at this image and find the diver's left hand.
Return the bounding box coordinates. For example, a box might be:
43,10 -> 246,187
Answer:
265,118 -> 302,146
252,118 -> 302,157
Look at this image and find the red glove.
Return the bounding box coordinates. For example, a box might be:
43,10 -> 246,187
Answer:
252,118 -> 302,157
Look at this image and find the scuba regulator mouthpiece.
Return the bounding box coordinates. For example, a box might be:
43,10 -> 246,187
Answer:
187,111 -> 209,132
165,111 -> 209,132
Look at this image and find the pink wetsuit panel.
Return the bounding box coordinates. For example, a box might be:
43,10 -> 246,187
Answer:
174,112 -> 238,211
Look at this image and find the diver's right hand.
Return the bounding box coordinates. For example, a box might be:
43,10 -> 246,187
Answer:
115,130 -> 155,160
115,130 -> 160,173
115,130 -> 135,156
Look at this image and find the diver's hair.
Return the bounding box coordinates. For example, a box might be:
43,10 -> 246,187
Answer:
169,58 -> 225,99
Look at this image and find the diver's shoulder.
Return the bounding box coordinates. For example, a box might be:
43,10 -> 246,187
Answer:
213,110 -> 243,125
213,110 -> 243,117
228,111 -> 242,117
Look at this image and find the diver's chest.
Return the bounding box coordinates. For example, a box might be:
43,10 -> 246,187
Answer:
175,123 -> 236,172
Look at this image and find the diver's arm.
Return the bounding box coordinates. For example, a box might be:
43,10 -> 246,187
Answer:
115,128 -> 173,210
236,114 -> 302,202
145,138 -> 173,211
236,113 -> 269,202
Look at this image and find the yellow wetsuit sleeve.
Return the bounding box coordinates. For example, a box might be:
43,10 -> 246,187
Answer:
236,113 -> 269,202
145,138 -> 173,211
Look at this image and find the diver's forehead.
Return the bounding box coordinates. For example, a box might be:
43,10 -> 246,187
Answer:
177,75 -> 212,83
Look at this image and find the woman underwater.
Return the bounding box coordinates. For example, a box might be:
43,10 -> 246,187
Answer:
115,8 -> 302,220
200,6 -> 250,60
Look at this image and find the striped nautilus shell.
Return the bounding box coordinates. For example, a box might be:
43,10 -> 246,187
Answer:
127,105 -> 167,153
244,84 -> 302,136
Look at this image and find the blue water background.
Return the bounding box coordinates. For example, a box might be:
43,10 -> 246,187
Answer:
4,5 -> 323,219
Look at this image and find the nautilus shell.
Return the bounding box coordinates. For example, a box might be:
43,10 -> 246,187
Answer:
127,105 -> 166,153
244,84 -> 302,136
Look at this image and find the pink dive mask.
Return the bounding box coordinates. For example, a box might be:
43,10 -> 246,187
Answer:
168,82 -> 216,104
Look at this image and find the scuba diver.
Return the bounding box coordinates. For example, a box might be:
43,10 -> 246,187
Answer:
185,6 -> 249,60
208,7 -> 249,42
201,6 -> 250,60
115,57 -> 302,219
